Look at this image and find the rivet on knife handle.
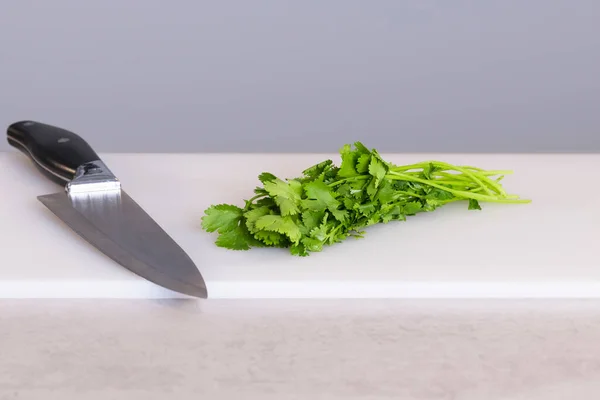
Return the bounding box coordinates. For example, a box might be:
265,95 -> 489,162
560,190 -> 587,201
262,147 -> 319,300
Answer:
6,120 -> 120,194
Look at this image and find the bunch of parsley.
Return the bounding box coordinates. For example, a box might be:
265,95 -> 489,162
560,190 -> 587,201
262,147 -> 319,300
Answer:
201,142 -> 530,256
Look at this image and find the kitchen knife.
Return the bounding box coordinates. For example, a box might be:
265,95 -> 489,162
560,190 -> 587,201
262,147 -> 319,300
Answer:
6,120 -> 207,298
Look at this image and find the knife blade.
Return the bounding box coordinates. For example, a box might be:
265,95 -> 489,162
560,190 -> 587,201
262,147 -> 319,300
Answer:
6,120 -> 207,298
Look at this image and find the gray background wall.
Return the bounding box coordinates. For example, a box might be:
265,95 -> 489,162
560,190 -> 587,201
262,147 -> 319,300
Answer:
1,0 -> 599,154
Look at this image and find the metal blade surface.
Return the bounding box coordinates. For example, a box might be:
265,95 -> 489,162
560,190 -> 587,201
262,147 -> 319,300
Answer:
37,190 -> 207,298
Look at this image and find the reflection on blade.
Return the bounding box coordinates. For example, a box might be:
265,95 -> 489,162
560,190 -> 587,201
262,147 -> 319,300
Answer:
37,190 -> 207,298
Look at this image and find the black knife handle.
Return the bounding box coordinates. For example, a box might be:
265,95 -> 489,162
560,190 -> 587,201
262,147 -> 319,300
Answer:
7,120 -> 101,185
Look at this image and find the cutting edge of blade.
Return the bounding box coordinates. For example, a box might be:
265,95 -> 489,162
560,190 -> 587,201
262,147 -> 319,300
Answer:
36,192 -> 208,299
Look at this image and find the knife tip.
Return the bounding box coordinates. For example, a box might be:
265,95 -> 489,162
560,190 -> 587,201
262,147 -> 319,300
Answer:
185,284 -> 208,299
175,273 -> 208,299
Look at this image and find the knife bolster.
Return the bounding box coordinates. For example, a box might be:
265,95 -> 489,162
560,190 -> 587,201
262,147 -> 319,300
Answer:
66,160 -> 121,195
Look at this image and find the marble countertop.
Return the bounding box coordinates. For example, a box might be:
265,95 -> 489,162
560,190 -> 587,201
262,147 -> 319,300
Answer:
2,299 -> 600,399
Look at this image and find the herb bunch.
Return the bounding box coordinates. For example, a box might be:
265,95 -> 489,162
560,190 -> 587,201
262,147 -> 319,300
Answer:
201,142 -> 530,256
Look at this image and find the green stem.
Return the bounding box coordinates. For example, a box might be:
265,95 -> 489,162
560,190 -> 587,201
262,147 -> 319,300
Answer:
432,174 -> 495,193
389,161 -> 437,172
328,175 -> 370,187
429,162 -> 495,196
390,162 -> 511,196
395,190 -> 426,199
386,172 -> 530,203
431,179 -> 478,187
244,193 -> 268,210
479,170 -> 513,176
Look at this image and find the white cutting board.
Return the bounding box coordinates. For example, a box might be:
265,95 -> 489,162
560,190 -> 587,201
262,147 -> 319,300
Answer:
1,151 -> 599,299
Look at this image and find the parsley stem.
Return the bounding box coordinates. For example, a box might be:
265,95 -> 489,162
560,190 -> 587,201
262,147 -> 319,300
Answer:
432,179 -> 477,186
328,176 -> 370,187
427,162 -> 495,196
479,170 -> 513,176
390,162 -> 511,196
244,193 -> 268,210
395,190 -> 426,199
434,171 -> 507,196
247,194 -> 266,203
385,172 -> 530,203
390,162 -> 511,175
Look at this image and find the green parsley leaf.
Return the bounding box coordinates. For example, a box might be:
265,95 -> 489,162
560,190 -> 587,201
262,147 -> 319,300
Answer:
300,181 -> 348,223
244,205 -> 272,233
254,230 -> 288,247
301,237 -> 324,253
353,141 -> 371,154
356,154 -> 371,174
425,188 -> 454,202
468,199 -> 482,210
254,215 -> 302,244
381,204 -> 406,223
263,178 -> 303,216
403,201 -> 423,215
302,159 -> 334,182
215,223 -> 261,250
258,172 -> 277,183
375,180 -> 396,204
290,243 -> 309,256
337,144 -> 360,178
301,210 -> 325,232
201,204 -> 243,233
